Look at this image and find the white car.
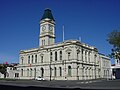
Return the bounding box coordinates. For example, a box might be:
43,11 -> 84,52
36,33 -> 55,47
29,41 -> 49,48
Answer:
35,76 -> 45,81
112,75 -> 116,80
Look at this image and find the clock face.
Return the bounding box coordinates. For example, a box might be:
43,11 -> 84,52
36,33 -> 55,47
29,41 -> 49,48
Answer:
49,25 -> 53,31
42,25 -> 46,31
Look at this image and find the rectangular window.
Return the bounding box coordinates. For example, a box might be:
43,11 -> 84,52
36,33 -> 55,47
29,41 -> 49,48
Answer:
21,69 -> 23,76
82,49 -> 83,61
42,40 -> 43,46
41,56 -> 43,63
15,73 -> 19,77
88,52 -> 90,63
85,51 -> 87,62
59,67 -> 62,76
32,55 -> 34,63
77,52 -> 79,60
68,52 -> 70,60
60,51 -> 62,60
54,67 -> 57,77
44,40 -> 45,45
28,56 -> 30,64
50,52 -> 52,61
21,58 -> 23,64
55,52 -> 57,61
35,55 -> 37,63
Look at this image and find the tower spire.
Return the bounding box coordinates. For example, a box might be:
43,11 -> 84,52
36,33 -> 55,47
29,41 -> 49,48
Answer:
39,9 -> 55,47
41,8 -> 55,21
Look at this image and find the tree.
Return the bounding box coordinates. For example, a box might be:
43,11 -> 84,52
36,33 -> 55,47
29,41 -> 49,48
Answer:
107,30 -> 120,60
0,64 -> 8,78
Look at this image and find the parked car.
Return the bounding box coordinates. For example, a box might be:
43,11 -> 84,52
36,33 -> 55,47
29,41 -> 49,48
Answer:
112,75 -> 116,80
35,76 -> 45,81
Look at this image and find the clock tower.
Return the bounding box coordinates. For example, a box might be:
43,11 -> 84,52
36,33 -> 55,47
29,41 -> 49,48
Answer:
39,9 -> 55,47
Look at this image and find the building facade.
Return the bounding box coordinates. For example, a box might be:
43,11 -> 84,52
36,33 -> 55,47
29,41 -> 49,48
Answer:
18,9 -> 111,80
99,54 -> 111,79
111,58 -> 120,79
6,63 -> 19,79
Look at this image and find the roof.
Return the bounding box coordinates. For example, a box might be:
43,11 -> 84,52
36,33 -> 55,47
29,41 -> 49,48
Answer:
41,8 -> 55,21
20,40 -> 97,53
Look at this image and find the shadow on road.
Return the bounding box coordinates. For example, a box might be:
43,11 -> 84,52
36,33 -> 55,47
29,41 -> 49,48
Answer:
0,85 -> 83,90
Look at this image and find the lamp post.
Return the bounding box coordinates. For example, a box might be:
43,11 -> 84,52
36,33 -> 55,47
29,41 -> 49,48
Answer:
64,60 -> 67,80
49,62 -> 51,81
77,65 -> 79,80
94,54 -> 97,79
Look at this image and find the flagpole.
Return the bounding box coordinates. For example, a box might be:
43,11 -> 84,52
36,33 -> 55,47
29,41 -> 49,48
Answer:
79,37 -> 81,42
63,25 -> 64,42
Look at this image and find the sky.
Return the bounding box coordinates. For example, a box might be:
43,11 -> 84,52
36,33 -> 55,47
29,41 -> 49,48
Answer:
0,0 -> 120,64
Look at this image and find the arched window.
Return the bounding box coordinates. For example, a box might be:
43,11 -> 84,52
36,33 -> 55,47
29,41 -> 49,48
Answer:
28,56 -> 30,64
68,66 -> 71,76
55,52 -> 57,61
30,68 -> 32,77
59,67 -> 62,76
35,55 -> 37,63
21,69 -> 23,76
54,67 -> 57,77
34,68 -> 36,78
41,68 -> 44,77
60,51 -> 62,60
27,69 -> 29,77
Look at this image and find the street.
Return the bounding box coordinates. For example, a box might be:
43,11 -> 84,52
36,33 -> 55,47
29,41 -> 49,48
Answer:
0,79 -> 120,90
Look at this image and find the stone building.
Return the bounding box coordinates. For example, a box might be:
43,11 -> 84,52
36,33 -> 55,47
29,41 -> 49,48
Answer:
6,63 -> 19,79
18,9 -> 111,80
99,54 -> 111,79
111,57 -> 120,79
